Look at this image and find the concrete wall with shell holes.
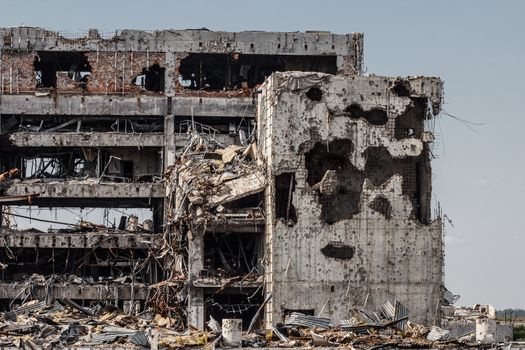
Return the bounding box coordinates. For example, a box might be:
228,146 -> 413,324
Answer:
257,71 -> 444,326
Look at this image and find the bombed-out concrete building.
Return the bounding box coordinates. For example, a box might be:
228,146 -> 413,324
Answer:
0,26 -> 444,338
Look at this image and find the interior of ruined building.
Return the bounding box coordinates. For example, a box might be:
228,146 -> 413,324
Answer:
0,28 -> 448,342
178,53 -> 337,90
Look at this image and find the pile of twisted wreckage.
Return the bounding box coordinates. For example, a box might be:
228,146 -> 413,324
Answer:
0,297 -> 514,349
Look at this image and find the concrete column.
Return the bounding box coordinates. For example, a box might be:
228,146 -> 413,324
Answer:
164,114 -> 175,170
336,33 -> 363,75
264,176 -> 275,330
187,231 -> 205,329
164,52 -> 177,97
187,288 -> 205,329
188,230 -> 204,277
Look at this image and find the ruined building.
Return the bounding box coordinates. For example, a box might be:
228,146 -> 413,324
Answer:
0,27 -> 443,332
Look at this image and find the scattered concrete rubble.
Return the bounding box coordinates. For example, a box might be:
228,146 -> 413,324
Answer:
0,298 -> 514,349
441,304 -> 513,344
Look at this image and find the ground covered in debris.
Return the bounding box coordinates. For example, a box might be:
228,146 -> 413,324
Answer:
0,299 -> 482,349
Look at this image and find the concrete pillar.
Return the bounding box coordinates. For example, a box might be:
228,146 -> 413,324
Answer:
187,288 -> 205,329
164,114 -> 175,170
164,51 -> 177,172
188,230 -> 204,276
164,52 -> 177,97
187,230 -> 205,329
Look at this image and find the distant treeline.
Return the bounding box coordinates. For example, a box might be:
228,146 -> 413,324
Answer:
497,309 -> 525,319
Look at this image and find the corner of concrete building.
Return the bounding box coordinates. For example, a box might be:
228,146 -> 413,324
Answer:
258,71 -> 444,327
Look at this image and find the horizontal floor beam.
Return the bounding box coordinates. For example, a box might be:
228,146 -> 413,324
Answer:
0,94 -> 255,118
0,94 -> 167,116
0,230 -> 162,249
5,180 -> 165,199
0,282 -> 148,300
173,96 -> 255,117
9,132 -> 164,148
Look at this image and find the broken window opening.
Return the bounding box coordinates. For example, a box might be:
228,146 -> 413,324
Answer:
204,292 -> 263,330
0,247 -> 149,282
34,51 -> 92,89
344,103 -> 388,125
3,206 -> 155,233
175,117 -> 253,141
202,232 -> 262,278
416,147 -> 432,225
12,116 -> 164,134
394,98 -> 427,140
132,63 -> 165,92
179,53 -> 337,91
15,148 -> 162,183
21,153 -> 87,179
275,172 -> 297,225
221,192 -> 263,210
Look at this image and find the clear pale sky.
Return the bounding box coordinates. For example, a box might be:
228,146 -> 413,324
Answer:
0,0 -> 523,309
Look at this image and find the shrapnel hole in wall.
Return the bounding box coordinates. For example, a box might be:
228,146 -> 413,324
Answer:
344,103 -> 388,125
368,195 -> 393,219
305,87 -> 323,101
320,242 -> 355,260
305,139 -> 363,224
305,141 -> 431,224
390,79 -> 411,97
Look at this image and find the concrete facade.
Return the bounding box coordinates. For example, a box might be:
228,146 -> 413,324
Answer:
257,72 -> 443,326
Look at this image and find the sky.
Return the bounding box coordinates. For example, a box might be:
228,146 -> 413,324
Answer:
0,0 -> 524,309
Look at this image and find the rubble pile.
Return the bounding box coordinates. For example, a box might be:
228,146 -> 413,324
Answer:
152,130 -> 263,331
0,298 -> 199,349
167,131 -> 261,227
0,298 -> 514,349
163,129 -> 262,263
